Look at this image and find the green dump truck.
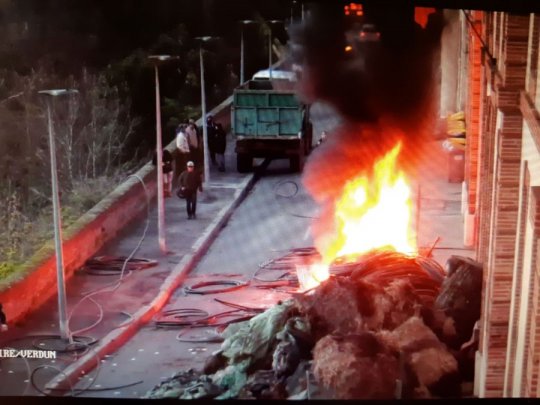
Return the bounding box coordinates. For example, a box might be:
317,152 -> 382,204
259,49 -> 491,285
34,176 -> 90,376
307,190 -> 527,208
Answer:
231,78 -> 312,173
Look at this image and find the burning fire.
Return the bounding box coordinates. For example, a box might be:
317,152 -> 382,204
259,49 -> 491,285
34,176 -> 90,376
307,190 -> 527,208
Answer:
297,142 -> 416,290
325,141 -> 416,262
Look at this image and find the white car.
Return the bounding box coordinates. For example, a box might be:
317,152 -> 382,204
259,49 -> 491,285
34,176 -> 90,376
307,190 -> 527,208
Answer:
252,69 -> 297,81
359,24 -> 381,42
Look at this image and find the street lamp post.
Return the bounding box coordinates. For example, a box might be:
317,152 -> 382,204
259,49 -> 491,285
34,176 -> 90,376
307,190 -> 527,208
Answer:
239,20 -> 257,85
148,55 -> 179,254
195,36 -> 219,187
267,20 -> 284,80
291,1 -> 297,23
38,88 -> 79,343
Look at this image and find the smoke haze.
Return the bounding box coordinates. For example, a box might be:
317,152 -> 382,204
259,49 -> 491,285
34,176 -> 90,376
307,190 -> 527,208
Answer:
288,2 -> 446,256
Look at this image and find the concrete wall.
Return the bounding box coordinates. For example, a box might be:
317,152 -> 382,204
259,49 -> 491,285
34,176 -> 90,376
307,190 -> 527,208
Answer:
440,9 -> 462,117
0,166 -> 157,325
0,97 -> 233,325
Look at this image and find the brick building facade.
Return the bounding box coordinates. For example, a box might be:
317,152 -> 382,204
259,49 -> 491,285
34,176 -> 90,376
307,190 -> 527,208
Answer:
443,8 -> 540,397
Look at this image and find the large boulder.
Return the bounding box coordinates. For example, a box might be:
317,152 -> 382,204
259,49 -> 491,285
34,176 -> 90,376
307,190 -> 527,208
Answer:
312,332 -> 400,399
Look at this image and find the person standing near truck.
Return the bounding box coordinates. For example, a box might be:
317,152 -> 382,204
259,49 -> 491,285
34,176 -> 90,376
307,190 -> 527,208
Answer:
178,161 -> 203,219
214,122 -> 227,172
316,130 -> 328,147
206,115 -> 218,166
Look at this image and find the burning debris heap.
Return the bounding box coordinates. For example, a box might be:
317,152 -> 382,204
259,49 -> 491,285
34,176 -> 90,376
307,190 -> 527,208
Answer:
146,249 -> 482,400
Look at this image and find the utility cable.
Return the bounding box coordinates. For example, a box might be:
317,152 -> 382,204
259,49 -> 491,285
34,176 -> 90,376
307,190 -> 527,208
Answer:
67,173 -> 151,336
22,173 -> 152,397
273,180 -> 319,219
2,346 -> 33,396
183,280 -> 248,295
82,256 -> 157,276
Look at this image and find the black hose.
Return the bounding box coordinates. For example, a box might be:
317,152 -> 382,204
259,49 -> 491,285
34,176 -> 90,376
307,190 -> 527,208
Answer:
273,180 -> 318,219
155,309 -> 210,327
213,298 -> 266,313
183,280 -> 248,295
82,256 -> 158,276
30,364 -> 142,395
31,335 -> 97,353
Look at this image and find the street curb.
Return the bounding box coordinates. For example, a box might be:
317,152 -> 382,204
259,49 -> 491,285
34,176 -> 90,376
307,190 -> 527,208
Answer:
44,173 -> 258,393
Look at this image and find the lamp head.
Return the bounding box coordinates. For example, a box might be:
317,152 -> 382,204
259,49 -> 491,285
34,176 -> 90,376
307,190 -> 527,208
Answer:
38,89 -> 78,97
148,55 -> 179,63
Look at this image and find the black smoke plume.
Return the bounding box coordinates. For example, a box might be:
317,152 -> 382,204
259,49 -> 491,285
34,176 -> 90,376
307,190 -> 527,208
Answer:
288,2 -> 446,256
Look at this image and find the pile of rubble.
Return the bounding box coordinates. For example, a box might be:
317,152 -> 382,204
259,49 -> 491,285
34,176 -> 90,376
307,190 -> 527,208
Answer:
146,250 -> 482,400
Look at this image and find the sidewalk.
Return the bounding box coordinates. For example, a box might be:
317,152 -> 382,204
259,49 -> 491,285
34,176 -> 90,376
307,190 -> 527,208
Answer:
0,133 -> 253,396
415,140 -> 475,266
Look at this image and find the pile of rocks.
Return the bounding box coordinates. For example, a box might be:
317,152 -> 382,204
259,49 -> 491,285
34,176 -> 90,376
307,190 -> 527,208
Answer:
146,250 -> 482,400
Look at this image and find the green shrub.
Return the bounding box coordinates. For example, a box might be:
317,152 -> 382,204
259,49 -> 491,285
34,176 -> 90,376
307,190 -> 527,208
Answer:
0,171 -> 133,282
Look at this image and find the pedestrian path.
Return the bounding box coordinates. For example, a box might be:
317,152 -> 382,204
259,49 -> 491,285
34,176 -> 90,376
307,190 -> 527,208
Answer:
0,133 -> 251,396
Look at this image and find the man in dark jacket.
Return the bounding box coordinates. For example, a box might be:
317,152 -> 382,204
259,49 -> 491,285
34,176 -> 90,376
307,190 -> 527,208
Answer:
206,115 -> 218,165
178,161 -> 203,219
214,122 -> 227,172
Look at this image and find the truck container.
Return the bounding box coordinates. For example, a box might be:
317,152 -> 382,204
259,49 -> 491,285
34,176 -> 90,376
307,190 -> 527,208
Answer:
231,78 -> 312,172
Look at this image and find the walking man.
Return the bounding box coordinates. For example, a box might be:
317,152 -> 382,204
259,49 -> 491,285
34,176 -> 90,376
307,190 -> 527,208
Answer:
178,161 -> 203,219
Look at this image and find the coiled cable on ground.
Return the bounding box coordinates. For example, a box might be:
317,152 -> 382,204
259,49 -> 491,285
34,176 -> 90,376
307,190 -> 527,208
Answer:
251,247 -> 321,287
183,280 -> 248,295
213,298 -> 266,313
82,256 -> 157,276
156,308 -> 255,329
156,298 -> 269,338
155,309 -> 210,327
273,180 -> 318,219
2,346 -> 32,396
22,173 -> 152,397
31,334 -> 98,353
27,335 -> 105,397
68,173 -> 151,337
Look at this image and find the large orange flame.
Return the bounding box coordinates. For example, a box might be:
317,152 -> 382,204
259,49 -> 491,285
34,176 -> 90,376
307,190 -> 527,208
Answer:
323,141 -> 416,264
296,141 -> 416,291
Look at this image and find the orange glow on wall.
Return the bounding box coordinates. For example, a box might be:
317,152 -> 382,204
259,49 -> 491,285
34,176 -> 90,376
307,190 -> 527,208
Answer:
415,7 -> 436,29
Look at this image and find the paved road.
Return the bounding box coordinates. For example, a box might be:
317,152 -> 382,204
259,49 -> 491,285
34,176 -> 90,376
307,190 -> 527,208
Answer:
69,135 -> 329,398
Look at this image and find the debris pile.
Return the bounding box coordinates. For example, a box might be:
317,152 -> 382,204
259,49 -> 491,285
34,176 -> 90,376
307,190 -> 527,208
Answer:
146,250 -> 482,400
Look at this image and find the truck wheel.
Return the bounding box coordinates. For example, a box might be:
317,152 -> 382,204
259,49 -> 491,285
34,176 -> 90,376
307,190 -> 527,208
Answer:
237,154 -> 252,173
290,154 -> 304,173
